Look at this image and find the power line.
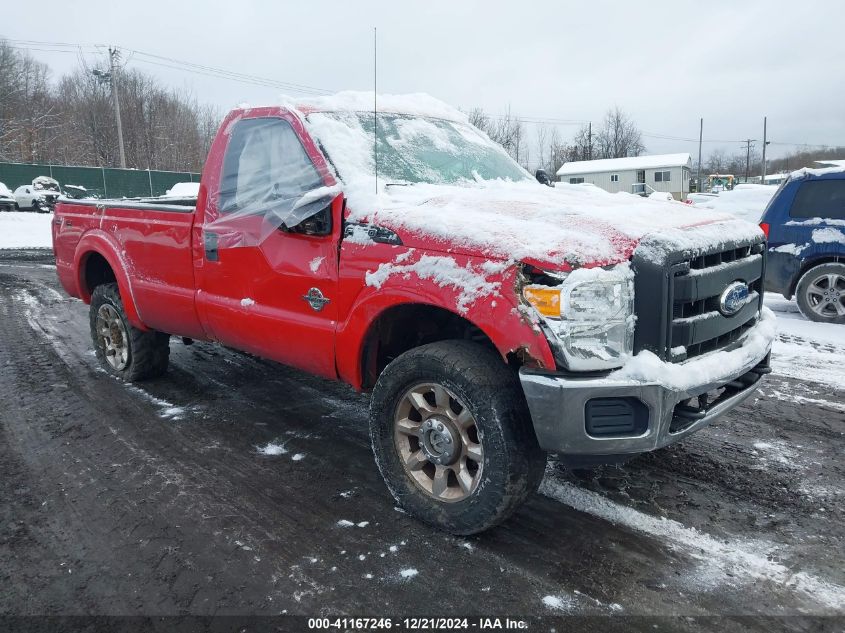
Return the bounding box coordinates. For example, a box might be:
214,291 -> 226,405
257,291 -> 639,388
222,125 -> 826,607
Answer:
2,37 -> 333,96
4,37 -> 845,148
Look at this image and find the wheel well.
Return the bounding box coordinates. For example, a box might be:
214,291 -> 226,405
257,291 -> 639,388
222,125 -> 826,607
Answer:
790,256 -> 844,296
82,252 -> 116,297
360,304 -> 506,390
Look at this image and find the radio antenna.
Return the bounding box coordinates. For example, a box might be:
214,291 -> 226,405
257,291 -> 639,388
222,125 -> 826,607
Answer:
374,26 -> 378,194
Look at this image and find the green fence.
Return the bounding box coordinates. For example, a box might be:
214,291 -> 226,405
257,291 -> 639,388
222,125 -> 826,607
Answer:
0,162 -> 201,199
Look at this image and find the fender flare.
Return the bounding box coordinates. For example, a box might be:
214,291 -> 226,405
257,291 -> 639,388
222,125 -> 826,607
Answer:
74,231 -> 147,330
335,285 -> 554,390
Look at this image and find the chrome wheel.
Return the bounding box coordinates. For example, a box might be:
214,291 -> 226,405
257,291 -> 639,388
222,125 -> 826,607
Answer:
393,383 -> 483,503
806,272 -> 845,318
95,304 -> 130,371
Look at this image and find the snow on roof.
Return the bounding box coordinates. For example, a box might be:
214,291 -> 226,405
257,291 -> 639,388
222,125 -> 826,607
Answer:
790,164 -> 845,179
556,153 -> 692,177
815,159 -> 845,167
289,91 -> 467,123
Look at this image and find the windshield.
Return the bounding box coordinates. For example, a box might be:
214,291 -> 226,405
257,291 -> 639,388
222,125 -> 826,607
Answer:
307,112 -> 530,186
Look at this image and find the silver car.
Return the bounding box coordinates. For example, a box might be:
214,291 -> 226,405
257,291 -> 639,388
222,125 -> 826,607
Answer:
14,176 -> 60,212
0,182 -> 15,211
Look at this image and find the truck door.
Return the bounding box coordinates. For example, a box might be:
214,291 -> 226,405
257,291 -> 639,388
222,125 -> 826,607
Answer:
194,112 -> 342,379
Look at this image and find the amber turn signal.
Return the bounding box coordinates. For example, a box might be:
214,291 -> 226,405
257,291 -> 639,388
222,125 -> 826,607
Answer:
522,286 -> 561,318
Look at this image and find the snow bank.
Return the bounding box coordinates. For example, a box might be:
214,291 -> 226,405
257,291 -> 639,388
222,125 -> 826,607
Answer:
0,212 -> 53,249
688,184 -> 778,224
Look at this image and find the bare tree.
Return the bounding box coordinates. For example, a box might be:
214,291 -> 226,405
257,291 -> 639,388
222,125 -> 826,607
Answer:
569,123 -> 595,161
595,106 -> 644,159
548,128 -> 569,177
0,40 -> 221,171
466,106 -> 528,167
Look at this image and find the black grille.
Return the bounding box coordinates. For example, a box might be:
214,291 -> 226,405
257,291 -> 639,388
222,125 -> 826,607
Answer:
633,239 -> 766,362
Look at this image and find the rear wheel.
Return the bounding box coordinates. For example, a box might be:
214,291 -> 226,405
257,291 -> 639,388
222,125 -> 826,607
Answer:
369,340 -> 547,535
89,283 -> 170,381
796,263 -> 845,324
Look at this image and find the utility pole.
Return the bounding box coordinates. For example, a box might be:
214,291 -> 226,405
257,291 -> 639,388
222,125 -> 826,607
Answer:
697,118 -> 703,193
761,117 -> 768,183
109,47 -> 127,169
742,139 -> 756,183
587,121 -> 592,161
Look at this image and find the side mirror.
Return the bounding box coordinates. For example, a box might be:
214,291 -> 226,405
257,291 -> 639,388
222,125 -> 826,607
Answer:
535,169 -> 552,186
278,192 -> 339,236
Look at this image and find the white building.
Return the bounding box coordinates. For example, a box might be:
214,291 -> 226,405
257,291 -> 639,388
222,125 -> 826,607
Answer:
556,153 -> 692,200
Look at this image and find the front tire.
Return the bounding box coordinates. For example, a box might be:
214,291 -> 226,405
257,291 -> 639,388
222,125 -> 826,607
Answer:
89,283 -> 170,381
796,263 -> 845,324
369,340 -> 547,535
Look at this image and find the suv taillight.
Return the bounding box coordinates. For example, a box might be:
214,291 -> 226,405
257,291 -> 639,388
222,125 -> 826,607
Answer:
759,222 -> 770,239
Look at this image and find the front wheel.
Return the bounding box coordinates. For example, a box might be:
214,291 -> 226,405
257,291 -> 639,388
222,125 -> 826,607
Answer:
369,340 -> 547,535
796,263 -> 845,324
89,283 -> 171,381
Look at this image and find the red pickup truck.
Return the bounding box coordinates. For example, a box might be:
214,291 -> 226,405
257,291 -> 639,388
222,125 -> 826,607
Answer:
53,93 -> 775,534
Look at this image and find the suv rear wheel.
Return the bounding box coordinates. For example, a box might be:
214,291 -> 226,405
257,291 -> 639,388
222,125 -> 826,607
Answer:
369,340 -> 547,535
796,263 -> 845,324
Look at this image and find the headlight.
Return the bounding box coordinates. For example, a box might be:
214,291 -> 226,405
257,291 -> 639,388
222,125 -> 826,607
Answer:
522,265 -> 635,370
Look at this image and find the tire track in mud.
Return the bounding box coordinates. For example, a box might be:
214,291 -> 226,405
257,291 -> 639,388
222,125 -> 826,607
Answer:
1,258 -> 843,622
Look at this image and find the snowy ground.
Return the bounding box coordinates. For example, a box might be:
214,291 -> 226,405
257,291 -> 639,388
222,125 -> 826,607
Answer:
765,293 -> 845,393
0,211 -> 53,249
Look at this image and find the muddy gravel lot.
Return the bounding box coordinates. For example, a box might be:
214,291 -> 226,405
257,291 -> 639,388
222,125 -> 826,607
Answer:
0,250 -> 843,631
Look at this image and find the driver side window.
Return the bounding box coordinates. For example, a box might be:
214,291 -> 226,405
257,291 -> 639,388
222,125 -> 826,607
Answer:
218,117 -> 324,220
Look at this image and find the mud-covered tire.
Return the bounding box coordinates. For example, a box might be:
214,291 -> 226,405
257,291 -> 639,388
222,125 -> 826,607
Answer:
369,340 -> 547,535
795,263 -> 845,324
89,283 -> 170,381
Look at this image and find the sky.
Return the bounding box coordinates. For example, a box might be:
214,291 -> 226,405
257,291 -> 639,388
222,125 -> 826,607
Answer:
2,0 -> 843,167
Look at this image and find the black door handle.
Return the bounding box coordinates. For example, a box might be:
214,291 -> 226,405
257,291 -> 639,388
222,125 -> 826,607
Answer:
204,232 -> 219,261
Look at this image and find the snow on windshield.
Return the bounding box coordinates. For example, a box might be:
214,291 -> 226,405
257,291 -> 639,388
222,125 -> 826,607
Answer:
306,111 -> 529,187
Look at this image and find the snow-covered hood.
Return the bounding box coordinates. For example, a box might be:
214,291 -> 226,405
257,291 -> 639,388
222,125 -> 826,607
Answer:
350,180 -> 764,270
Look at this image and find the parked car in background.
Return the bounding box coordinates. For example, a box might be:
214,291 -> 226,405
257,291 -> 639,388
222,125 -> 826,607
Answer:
761,168 -> 845,323
62,184 -> 98,201
0,182 -> 15,211
14,176 -> 62,212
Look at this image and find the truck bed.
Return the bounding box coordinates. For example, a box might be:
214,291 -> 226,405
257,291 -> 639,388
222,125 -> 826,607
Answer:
53,198 -> 204,339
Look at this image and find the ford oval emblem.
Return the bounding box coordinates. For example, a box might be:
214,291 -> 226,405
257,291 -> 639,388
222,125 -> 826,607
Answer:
719,281 -> 750,316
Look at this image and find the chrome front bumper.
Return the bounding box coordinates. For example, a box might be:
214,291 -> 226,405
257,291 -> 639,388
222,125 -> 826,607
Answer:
520,348 -> 772,458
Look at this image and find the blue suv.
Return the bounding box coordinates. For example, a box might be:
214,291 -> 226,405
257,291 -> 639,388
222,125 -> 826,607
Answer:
761,170 -> 845,323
